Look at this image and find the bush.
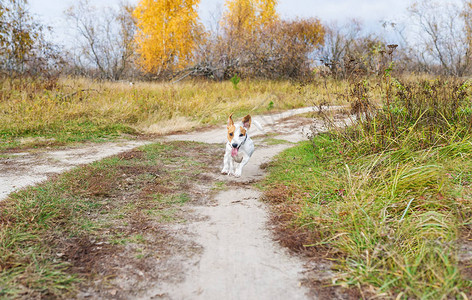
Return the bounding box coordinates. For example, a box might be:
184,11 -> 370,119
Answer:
193,18 -> 325,80
336,77 -> 472,155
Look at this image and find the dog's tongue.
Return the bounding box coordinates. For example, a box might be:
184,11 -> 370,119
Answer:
231,147 -> 238,157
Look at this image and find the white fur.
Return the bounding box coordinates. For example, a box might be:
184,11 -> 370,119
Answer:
221,117 -> 259,177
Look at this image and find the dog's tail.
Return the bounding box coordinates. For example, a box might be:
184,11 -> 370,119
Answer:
252,119 -> 264,131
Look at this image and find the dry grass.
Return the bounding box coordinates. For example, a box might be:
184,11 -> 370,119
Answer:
0,76 -> 351,150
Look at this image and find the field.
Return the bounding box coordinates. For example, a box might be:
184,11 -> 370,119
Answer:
2,75 -> 472,298
0,77 -> 349,150
3,0 -> 472,297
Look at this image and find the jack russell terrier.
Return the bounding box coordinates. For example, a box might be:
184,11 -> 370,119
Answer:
221,113 -> 263,177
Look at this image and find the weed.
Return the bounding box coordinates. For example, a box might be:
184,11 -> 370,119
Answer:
338,77 -> 472,155
263,76 -> 472,298
212,181 -> 226,191
265,136 -> 472,298
230,74 -> 241,90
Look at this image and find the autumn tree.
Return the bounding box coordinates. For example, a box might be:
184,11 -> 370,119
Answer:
461,0 -> 472,75
0,2 -> 5,47
0,0 -> 35,75
133,0 -> 204,75
221,0 -> 278,35
191,0 -> 324,79
223,0 -> 324,78
220,0 -> 278,57
215,0 -> 279,78
0,0 -> 61,77
271,18 -> 325,78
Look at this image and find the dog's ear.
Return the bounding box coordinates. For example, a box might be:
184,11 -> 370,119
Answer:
227,113 -> 234,129
242,115 -> 251,129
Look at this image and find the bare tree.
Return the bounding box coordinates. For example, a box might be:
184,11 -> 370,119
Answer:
65,0 -> 137,80
317,20 -> 390,78
317,20 -> 362,77
408,0 -> 471,76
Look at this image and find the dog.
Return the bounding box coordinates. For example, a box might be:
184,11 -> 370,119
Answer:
221,113 -> 262,177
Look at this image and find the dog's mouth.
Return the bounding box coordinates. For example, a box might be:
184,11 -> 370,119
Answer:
231,147 -> 238,157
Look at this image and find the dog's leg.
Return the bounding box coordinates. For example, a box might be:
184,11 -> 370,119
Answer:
229,156 -> 235,175
221,146 -> 231,175
234,155 -> 250,177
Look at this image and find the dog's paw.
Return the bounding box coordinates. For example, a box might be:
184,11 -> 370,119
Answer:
234,170 -> 242,177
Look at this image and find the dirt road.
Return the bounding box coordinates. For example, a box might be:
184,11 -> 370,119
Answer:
1,107 -> 335,299
0,140 -> 149,201
141,107 -> 337,299
0,107 -> 324,201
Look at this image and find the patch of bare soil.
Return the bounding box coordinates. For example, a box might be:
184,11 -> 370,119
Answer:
68,228 -> 203,300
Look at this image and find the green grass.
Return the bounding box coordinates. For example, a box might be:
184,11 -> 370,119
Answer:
264,136 -> 472,298
263,137 -> 293,145
263,77 -> 472,298
0,140 -> 221,298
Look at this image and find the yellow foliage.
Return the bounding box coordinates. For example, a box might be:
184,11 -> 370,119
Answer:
255,0 -> 278,27
133,0 -> 203,74
463,1 -> 472,50
222,0 -> 279,34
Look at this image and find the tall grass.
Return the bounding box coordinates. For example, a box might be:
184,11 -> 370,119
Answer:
264,76 -> 472,298
0,76 -> 349,149
340,77 -> 472,154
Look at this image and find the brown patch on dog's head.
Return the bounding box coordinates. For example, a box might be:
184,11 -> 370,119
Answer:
240,127 -> 246,136
242,114 -> 251,129
227,113 -> 235,142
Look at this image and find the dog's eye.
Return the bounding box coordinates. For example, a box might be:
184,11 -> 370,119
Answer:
229,133 -> 233,136
239,133 -> 244,137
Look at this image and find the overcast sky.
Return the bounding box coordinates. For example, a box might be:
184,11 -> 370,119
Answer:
27,0 -> 456,47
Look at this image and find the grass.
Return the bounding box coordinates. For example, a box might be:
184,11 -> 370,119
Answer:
0,76 -> 350,150
262,137 -> 294,145
0,140 -> 221,298
4,72 -> 468,297
263,76 -> 472,298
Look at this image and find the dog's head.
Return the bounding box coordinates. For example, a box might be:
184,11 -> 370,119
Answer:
227,113 -> 251,157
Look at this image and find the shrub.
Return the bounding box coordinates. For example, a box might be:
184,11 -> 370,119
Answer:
335,77 -> 472,155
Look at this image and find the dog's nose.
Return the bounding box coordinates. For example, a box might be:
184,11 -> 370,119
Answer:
232,143 -> 238,148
